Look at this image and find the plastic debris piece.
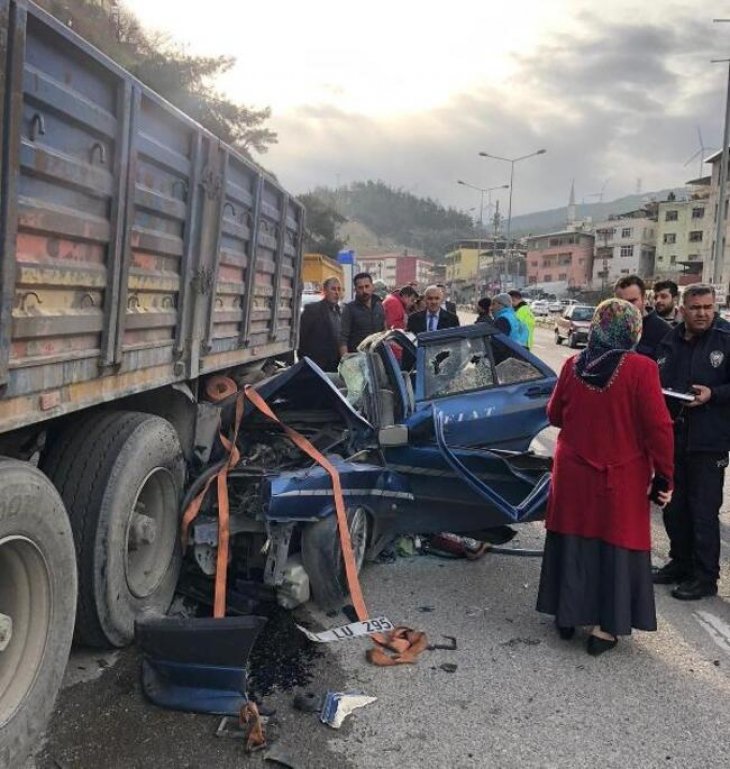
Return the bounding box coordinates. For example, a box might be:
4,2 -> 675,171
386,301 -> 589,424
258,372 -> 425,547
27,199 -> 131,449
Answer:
440,663 -> 458,673
320,691 -> 377,729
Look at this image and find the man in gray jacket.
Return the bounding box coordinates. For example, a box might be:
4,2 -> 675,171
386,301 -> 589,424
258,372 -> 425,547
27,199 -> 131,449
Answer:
339,272 -> 386,355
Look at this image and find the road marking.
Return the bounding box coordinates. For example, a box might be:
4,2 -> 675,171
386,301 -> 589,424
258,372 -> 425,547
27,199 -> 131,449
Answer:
694,610 -> 730,654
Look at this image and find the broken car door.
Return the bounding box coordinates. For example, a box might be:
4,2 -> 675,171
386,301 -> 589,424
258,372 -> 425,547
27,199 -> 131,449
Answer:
381,324 -> 556,532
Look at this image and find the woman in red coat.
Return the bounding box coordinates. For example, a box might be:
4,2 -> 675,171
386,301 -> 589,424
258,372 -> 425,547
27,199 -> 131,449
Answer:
536,299 -> 674,655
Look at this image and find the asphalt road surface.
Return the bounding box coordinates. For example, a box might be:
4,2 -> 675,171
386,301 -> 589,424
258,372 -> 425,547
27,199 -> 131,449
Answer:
30,323 -> 730,769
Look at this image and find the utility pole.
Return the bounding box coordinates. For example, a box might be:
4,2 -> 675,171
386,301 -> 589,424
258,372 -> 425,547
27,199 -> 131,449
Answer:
712,54 -> 730,285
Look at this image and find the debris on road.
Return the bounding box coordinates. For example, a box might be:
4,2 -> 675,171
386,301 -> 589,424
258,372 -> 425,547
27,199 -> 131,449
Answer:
135,615 -> 267,716
296,616 -> 395,643
241,701 -> 267,752
320,691 -> 377,729
439,663 -> 458,673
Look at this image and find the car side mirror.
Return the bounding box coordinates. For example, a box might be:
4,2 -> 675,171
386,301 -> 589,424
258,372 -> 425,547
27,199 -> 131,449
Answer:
378,424 -> 409,447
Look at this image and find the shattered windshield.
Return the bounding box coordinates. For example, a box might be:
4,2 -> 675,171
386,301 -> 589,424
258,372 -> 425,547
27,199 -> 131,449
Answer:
338,353 -> 370,412
423,337 -> 495,399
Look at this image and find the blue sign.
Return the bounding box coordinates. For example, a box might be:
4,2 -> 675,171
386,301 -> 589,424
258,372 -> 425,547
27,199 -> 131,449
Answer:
337,249 -> 355,265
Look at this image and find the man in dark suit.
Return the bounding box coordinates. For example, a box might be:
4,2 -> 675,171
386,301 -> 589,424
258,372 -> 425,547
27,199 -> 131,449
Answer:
407,284 -> 460,333
436,283 -> 457,314
297,276 -> 342,371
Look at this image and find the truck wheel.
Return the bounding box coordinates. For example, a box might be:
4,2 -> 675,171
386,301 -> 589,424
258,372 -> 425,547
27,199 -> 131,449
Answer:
554,329 -> 563,345
301,507 -> 370,611
42,412 -> 184,648
0,459 -> 76,769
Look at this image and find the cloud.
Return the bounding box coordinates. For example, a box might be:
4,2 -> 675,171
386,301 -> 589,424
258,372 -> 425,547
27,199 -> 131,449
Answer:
261,9 -> 727,219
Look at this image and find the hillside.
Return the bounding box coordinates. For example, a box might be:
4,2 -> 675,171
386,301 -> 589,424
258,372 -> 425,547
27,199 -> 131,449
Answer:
508,189 -> 686,237
308,183 -> 690,261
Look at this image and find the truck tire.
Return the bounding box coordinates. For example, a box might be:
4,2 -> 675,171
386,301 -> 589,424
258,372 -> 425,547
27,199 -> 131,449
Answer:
0,459 -> 77,769
301,507 -> 370,611
42,412 -> 184,648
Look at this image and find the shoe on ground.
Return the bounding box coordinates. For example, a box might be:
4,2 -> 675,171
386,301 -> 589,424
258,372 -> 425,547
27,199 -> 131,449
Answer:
586,635 -> 618,656
671,579 -> 718,601
652,561 -> 690,585
556,623 -> 575,641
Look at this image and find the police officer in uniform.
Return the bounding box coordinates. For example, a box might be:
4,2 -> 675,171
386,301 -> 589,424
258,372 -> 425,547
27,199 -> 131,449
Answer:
654,284 -> 730,599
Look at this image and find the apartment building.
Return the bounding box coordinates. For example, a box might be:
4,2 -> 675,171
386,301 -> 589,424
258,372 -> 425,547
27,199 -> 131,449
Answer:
525,230 -> 594,290
355,253 -> 433,289
655,182 -> 710,284
591,210 -> 657,289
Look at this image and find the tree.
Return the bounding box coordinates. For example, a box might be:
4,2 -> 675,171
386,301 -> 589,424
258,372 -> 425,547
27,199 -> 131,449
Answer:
298,193 -> 347,258
34,0 -> 276,156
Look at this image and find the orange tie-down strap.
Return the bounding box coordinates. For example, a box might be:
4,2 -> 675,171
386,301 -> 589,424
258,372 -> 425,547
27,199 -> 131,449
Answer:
179,377 -> 427,664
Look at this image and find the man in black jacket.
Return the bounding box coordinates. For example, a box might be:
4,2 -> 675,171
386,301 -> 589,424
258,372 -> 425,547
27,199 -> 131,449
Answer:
339,272 -> 386,354
614,274 -> 671,358
297,276 -> 343,371
407,285 -> 460,333
654,284 -> 730,599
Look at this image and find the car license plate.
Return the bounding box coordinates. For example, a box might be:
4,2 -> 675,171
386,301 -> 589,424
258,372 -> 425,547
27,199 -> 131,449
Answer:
296,616 -> 394,643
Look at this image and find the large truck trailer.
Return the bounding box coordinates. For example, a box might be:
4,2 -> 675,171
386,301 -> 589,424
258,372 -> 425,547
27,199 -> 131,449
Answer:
0,2 -> 304,763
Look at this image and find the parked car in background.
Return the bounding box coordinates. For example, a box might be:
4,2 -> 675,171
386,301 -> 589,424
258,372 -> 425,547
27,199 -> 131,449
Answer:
554,304 -> 595,347
531,300 -> 549,317
548,300 -> 563,313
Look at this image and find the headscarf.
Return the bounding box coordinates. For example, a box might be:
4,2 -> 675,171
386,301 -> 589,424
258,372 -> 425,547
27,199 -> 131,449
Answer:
574,298 -> 642,388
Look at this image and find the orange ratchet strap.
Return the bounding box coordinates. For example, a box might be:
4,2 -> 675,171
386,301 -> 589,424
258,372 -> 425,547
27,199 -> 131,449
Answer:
242,385 -> 427,666
180,379 -> 427,663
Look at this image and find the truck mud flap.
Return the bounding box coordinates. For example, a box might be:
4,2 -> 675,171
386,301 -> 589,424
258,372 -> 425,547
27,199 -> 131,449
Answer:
433,410 -> 550,523
136,615 -> 267,716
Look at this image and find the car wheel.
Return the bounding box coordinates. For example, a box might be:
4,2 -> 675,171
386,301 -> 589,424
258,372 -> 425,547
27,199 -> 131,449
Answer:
301,506 -> 370,611
42,412 -> 184,648
554,329 -> 563,345
0,459 -> 76,769
568,332 -> 578,348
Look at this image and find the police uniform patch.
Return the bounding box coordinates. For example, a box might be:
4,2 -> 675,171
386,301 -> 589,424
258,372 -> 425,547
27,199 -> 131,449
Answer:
710,350 -> 724,368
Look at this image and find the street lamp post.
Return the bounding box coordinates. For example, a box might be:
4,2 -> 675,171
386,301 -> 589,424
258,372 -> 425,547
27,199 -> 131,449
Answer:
457,181 -> 509,296
478,149 -> 547,285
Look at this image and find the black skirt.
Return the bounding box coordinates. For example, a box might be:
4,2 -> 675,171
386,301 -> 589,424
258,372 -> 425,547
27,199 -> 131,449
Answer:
536,531 -> 657,636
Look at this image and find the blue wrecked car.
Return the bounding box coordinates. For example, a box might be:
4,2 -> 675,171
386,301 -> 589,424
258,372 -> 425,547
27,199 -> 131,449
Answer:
186,322 -> 557,610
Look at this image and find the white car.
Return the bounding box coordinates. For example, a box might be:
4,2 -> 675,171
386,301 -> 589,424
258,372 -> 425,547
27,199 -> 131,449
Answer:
531,301 -> 549,317
548,301 -> 562,313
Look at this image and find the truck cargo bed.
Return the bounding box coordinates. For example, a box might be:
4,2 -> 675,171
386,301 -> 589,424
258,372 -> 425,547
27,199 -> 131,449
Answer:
0,0 -> 304,433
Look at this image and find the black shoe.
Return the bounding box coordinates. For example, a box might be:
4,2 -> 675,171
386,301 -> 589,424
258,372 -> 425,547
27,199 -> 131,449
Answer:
652,561 -> 690,585
556,624 -> 575,641
671,579 -> 718,601
586,635 -> 618,656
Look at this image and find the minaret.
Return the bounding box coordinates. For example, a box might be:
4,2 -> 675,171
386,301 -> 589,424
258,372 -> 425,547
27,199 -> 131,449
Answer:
567,179 -> 576,226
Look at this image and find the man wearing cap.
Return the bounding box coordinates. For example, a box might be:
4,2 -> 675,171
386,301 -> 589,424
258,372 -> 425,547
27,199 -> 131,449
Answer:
508,290 -> 536,350
491,293 -> 529,347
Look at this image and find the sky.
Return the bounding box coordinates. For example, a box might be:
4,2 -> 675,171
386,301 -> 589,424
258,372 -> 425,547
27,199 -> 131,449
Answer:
123,0 -> 730,221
